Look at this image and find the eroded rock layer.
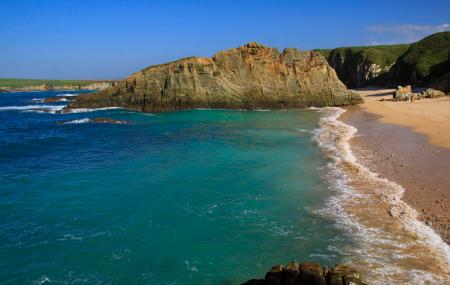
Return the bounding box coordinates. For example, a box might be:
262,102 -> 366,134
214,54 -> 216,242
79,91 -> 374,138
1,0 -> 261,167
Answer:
67,43 -> 361,112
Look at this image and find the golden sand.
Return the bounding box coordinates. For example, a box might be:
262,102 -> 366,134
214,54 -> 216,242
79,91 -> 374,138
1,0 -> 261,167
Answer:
353,88 -> 450,149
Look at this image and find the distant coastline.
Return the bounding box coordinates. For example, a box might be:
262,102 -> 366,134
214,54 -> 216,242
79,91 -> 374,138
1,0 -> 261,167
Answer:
0,78 -> 112,92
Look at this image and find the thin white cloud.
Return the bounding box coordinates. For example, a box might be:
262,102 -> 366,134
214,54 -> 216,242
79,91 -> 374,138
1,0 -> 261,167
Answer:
366,24 -> 450,44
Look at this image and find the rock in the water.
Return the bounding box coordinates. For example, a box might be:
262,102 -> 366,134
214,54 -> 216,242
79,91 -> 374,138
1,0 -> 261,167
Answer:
43,96 -> 73,103
265,265 -> 285,285
242,262 -> 367,285
67,43 -> 362,112
91,117 -> 128,124
58,117 -> 129,125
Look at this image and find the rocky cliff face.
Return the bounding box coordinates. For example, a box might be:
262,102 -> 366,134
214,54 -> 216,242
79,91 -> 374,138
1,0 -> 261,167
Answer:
67,43 -> 361,112
320,45 -> 410,88
328,51 -> 394,88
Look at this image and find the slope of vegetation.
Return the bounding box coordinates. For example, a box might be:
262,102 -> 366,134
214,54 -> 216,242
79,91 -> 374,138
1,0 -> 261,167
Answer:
393,31 -> 450,84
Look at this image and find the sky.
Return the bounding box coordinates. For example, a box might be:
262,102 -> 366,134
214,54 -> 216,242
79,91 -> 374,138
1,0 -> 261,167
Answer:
1,0 -> 449,80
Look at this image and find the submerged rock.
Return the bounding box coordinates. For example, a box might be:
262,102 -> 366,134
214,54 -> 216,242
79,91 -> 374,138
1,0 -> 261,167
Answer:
43,96 -> 75,103
242,262 -> 367,285
66,42 -> 362,112
58,117 -> 129,125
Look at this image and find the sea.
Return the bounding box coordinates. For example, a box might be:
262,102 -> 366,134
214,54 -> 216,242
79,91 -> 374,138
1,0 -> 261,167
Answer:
0,90 -> 449,284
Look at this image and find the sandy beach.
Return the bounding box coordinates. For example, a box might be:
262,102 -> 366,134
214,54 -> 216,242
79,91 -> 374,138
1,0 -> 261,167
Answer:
342,88 -> 450,243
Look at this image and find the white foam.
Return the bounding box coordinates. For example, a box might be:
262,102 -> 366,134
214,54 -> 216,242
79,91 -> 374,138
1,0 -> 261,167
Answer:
0,104 -> 66,112
56,93 -> 79,97
67,107 -> 122,113
62,118 -> 91,124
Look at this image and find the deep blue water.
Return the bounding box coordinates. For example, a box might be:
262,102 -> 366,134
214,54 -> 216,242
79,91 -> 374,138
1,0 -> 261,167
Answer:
0,91 -> 353,284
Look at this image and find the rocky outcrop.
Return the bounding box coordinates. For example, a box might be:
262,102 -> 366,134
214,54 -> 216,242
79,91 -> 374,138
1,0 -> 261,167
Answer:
393,86 -> 447,101
66,43 -> 361,112
420,88 -> 446,98
242,261 -> 367,285
393,85 -> 413,101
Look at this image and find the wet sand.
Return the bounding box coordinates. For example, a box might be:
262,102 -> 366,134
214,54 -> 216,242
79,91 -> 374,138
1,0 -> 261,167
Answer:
341,89 -> 450,243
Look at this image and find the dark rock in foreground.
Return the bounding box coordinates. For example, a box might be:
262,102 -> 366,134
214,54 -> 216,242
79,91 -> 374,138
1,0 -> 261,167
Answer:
242,261 -> 367,285
66,42 -> 361,113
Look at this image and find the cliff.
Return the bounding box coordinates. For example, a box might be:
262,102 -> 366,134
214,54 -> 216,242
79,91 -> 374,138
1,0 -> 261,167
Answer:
317,45 -> 410,88
317,31 -> 450,91
66,43 -> 361,112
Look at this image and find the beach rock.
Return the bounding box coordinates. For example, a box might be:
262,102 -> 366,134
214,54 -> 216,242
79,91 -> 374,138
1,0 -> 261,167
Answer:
299,262 -> 327,285
242,262 -> 366,285
420,88 -> 446,98
393,85 -> 412,101
66,43 -> 362,112
285,261 -> 300,285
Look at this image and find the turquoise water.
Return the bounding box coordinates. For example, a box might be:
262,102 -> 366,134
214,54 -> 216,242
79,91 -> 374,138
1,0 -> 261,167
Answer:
0,91 -> 353,284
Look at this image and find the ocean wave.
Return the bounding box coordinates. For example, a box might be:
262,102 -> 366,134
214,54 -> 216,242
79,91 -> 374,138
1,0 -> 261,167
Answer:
67,107 -> 122,113
312,107 -> 450,284
0,105 -> 66,113
62,118 -> 91,124
56,93 -> 79,97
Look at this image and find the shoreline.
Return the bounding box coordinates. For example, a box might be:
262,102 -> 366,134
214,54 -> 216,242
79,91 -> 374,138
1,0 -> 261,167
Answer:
327,88 -> 450,282
342,88 -> 450,243
341,106 -> 450,244
314,107 -> 450,284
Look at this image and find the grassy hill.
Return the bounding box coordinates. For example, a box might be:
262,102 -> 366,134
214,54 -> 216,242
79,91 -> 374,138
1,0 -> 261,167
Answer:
393,31 -> 450,85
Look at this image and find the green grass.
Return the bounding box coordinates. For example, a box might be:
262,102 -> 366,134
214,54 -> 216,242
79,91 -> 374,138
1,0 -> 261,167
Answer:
0,78 -> 104,88
317,44 -> 411,68
399,31 -> 450,78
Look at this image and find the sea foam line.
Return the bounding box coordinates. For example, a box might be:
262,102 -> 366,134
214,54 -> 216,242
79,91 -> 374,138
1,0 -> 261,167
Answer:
66,107 -> 122,113
312,107 -> 450,284
0,105 -> 66,112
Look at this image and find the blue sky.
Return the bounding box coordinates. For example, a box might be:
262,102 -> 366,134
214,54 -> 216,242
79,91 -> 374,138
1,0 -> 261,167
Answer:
1,0 -> 449,79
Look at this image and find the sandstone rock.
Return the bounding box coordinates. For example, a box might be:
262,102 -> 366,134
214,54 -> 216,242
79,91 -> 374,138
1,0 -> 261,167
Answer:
67,43 -> 362,112
393,85 -> 412,101
420,88 -> 446,98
